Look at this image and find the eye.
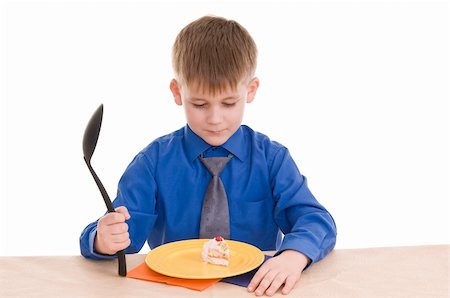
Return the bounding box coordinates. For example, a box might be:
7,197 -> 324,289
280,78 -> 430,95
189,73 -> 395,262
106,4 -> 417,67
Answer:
223,102 -> 236,108
192,103 -> 207,109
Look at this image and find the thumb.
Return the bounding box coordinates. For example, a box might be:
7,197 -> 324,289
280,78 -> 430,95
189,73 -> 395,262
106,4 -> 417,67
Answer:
114,206 -> 131,220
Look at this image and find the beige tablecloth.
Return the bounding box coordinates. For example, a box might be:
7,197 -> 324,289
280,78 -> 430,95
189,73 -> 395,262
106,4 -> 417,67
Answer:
0,245 -> 448,297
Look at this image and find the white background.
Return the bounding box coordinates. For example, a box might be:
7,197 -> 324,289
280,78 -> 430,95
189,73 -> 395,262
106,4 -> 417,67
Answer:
0,0 -> 448,256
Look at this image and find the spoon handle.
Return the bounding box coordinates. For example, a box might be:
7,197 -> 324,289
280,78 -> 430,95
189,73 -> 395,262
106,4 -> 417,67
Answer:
117,251 -> 127,276
84,157 -> 115,212
84,157 -> 127,276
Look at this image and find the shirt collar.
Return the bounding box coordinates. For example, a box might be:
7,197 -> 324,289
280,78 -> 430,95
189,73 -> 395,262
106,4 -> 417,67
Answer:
183,125 -> 247,162
221,126 -> 246,162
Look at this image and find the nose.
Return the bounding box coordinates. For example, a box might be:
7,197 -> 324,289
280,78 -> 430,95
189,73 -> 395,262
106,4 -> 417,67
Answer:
206,106 -> 222,125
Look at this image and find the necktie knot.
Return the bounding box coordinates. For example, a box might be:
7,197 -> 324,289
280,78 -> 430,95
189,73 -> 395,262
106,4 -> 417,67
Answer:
200,154 -> 233,176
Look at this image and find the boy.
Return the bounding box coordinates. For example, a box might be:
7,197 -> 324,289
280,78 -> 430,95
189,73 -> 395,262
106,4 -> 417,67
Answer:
80,15 -> 336,296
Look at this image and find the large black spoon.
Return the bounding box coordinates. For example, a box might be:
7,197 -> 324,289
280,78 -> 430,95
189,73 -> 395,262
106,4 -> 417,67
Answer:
82,104 -> 127,277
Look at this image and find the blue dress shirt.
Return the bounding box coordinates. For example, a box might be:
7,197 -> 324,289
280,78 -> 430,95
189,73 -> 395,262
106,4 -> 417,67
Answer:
80,125 -> 337,265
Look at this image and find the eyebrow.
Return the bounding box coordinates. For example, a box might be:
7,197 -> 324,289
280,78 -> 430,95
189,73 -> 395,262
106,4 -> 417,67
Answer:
189,96 -> 240,102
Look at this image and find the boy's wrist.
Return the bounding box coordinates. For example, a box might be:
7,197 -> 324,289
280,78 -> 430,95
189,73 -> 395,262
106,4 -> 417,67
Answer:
280,249 -> 311,269
93,232 -> 103,254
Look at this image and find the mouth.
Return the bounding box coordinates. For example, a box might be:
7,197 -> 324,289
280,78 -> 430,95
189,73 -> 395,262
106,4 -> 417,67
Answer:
206,129 -> 226,135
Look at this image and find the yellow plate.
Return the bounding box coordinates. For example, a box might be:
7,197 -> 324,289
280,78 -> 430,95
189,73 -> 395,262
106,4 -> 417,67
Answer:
145,239 -> 264,279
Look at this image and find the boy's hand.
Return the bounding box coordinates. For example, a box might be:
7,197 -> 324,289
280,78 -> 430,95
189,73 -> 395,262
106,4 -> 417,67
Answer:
94,206 -> 131,255
248,250 -> 310,296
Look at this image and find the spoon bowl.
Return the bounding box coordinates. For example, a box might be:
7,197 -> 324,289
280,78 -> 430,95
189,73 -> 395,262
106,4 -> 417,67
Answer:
83,104 -> 103,164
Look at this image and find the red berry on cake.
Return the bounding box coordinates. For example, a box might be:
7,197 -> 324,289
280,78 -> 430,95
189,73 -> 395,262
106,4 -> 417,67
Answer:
202,236 -> 230,266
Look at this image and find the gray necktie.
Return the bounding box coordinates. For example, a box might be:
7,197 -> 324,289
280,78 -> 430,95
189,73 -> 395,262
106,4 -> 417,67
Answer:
199,154 -> 233,239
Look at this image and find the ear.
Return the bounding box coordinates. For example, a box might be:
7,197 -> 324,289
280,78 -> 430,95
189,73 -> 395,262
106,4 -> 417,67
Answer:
170,79 -> 183,106
246,77 -> 260,104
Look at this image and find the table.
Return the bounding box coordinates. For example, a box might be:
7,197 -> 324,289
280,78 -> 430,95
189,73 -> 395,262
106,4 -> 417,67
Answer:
1,245 -> 448,297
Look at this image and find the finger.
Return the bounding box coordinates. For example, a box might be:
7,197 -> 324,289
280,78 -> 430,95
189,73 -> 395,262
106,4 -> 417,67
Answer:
95,230 -> 130,255
265,273 -> 287,296
254,271 -> 278,296
107,222 -> 129,235
107,238 -> 131,254
110,232 -> 130,244
115,206 -> 131,220
248,267 -> 269,292
101,212 -> 127,225
281,275 -> 298,295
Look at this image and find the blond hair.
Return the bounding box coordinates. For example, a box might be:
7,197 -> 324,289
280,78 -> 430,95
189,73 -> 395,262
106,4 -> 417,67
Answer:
172,16 -> 257,94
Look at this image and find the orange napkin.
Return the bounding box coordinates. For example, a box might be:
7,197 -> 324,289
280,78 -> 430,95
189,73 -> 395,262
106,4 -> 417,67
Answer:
127,262 -> 221,291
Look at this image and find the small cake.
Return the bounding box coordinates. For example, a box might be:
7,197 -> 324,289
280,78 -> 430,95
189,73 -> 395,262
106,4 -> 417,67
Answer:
201,236 -> 230,266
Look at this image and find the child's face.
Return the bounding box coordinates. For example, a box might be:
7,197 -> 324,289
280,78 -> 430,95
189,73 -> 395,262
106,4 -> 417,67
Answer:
170,78 -> 259,146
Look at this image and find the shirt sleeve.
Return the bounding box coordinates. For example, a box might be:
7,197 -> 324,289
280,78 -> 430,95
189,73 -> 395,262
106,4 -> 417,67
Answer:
79,152 -> 158,259
270,147 -> 337,265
